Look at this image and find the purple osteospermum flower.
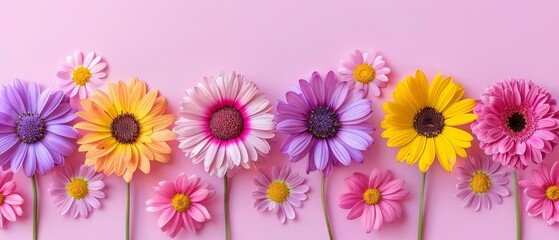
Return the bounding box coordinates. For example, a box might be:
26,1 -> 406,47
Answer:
275,71 -> 374,175
456,156 -> 510,211
0,79 -> 78,177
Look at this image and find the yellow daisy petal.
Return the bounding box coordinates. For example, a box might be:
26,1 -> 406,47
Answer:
434,135 -> 456,172
386,128 -> 417,147
418,138 -> 436,172
445,113 -> 477,126
443,98 -> 476,118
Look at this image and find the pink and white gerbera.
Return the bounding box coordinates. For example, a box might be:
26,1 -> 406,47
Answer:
48,165 -> 105,218
338,49 -> 391,97
56,51 -> 108,99
146,173 -> 215,237
0,170 -> 23,228
338,168 -> 408,233
519,162 -> 559,225
173,72 -> 275,177
250,166 -> 309,223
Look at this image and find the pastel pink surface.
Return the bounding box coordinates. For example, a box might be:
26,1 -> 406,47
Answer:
1,1 -> 559,239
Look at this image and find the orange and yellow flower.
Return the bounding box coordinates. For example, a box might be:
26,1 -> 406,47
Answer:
75,78 -> 176,182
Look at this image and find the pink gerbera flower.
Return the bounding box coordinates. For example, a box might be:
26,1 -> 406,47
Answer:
146,173 -> 215,237
338,168 -> 408,233
173,72 -> 275,177
0,170 -> 23,228
56,51 -> 108,99
519,162 -> 559,225
456,156 -> 510,211
338,49 -> 390,97
48,165 -> 105,218
250,166 -> 309,223
471,79 -> 559,170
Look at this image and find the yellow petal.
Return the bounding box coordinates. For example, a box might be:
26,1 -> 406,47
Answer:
445,113 -> 477,126
149,129 -> 177,142
122,170 -> 133,183
411,70 -> 429,108
117,81 -> 131,113
386,128 -> 418,147
396,137 -> 416,162
135,90 -> 157,120
77,132 -> 112,145
143,96 -> 168,120
407,136 -> 426,165
418,138 -> 435,172
443,126 -> 474,142
146,141 -> 172,154
434,78 -> 456,111
128,78 -> 146,114
142,114 -> 175,131
434,135 -> 456,172
443,99 -> 476,118
107,82 -> 123,113
75,122 -> 110,132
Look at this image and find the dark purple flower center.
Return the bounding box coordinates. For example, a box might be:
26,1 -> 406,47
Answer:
413,107 -> 444,138
209,107 -> 245,141
111,113 -> 140,144
507,112 -> 526,133
307,106 -> 341,139
16,112 -> 46,144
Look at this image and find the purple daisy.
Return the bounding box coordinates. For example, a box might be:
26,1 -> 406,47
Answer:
275,71 -> 374,175
0,79 -> 78,177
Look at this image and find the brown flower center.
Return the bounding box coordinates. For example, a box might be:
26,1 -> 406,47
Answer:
111,113 -> 140,144
413,107 -> 444,138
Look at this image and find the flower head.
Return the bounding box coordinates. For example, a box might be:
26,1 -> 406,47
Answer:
381,70 -> 477,172
75,78 -> 176,182
48,165 -> 105,218
455,156 -> 510,211
471,79 -> 559,170
0,79 -> 78,177
57,51 -> 108,99
519,162 -> 559,225
0,170 -> 23,228
146,174 -> 215,237
338,49 -> 391,97
275,71 -> 374,175
173,72 -> 275,177
250,166 -> 309,223
338,168 -> 408,232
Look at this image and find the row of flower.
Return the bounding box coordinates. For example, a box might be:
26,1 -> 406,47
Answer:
0,50 -> 557,240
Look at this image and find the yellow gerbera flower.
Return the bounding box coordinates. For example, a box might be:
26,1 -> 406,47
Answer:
75,78 -> 176,182
381,70 -> 477,172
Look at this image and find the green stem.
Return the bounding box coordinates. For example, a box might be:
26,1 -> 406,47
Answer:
417,172 -> 426,240
513,171 -> 521,240
31,175 -> 38,240
126,182 -> 130,240
224,177 -> 230,240
321,175 -> 333,240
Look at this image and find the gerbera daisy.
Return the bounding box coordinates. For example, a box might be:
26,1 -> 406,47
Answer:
0,170 -> 23,228
0,79 -> 79,177
146,173 -> 215,237
519,162 -> 559,225
471,79 -> 559,170
250,165 -> 309,223
75,78 -> 176,182
275,71 -> 374,175
381,70 -> 477,172
173,72 -> 275,177
456,156 -> 510,211
338,49 -> 391,97
338,168 -> 408,233
48,165 -> 105,218
56,51 -> 108,99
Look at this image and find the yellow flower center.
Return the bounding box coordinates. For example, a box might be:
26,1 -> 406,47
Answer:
470,172 -> 491,193
267,181 -> 290,203
546,185 -> 559,201
172,193 -> 191,212
363,188 -> 382,205
353,63 -> 376,83
72,66 -> 92,86
0,193 -> 4,205
67,178 -> 89,199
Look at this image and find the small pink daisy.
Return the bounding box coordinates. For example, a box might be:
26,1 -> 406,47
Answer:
455,156 -> 510,211
338,168 -> 408,233
56,51 -> 107,99
0,170 -> 23,228
519,162 -> 559,225
338,49 -> 390,97
146,173 -> 215,237
48,165 -> 105,218
250,166 -> 309,223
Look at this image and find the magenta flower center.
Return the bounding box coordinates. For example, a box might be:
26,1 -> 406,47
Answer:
507,112 -> 527,133
413,107 -> 444,138
111,113 -> 140,144
209,107 -> 245,141
307,106 -> 341,139
16,112 -> 46,144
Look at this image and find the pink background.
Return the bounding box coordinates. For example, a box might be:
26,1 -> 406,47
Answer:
1,0 -> 559,239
